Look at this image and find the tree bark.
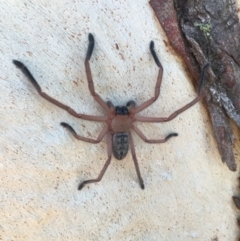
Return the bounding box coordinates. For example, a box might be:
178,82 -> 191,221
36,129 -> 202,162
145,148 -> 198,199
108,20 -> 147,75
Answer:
150,0 -> 240,171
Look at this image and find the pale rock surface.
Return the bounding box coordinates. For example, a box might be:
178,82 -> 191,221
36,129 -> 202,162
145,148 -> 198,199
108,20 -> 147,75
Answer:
1,1 -> 240,240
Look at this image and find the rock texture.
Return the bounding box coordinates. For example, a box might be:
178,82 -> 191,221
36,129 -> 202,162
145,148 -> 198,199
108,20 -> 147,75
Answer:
0,0 -> 239,240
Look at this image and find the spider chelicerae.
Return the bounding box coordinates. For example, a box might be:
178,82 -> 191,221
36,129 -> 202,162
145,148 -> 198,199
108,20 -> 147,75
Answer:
13,33 -> 208,190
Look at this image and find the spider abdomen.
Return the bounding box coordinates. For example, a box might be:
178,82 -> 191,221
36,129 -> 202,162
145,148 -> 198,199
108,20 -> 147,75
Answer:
112,133 -> 129,160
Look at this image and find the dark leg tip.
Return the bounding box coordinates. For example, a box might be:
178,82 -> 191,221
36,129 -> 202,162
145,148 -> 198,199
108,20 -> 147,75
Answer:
78,182 -> 85,190
150,41 -> 154,50
149,41 -> 161,68
88,33 -> 94,43
60,122 -> 76,134
60,122 -> 68,127
13,59 -> 24,68
197,62 -> 210,94
166,133 -> 178,141
202,62 -> 210,70
140,180 -> 145,189
86,33 -> 95,61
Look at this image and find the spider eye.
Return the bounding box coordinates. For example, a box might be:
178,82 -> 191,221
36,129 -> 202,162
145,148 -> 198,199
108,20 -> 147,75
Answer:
116,106 -> 120,114
122,106 -> 128,115
116,106 -> 128,115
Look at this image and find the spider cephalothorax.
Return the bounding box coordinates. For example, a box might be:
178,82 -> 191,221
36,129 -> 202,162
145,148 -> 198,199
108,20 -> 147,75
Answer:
13,33 -> 208,190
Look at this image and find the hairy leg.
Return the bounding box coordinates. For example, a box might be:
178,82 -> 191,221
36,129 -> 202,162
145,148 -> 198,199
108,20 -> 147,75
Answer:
128,132 -> 144,189
133,41 -> 163,114
132,125 -> 178,143
13,60 -> 107,122
78,134 -> 112,190
135,63 -> 210,123
85,33 -> 111,113
61,122 -> 108,143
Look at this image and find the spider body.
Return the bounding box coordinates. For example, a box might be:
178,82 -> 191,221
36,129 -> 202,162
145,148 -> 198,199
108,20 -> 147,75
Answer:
108,103 -> 135,159
112,132 -> 129,160
110,110 -> 133,133
13,33 -> 209,190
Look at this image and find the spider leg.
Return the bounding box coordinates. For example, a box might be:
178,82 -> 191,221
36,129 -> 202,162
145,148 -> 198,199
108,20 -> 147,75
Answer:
135,63 -> 210,123
135,96 -> 201,122
133,41 -> 163,114
132,125 -> 178,143
85,33 -> 111,113
78,134 -> 112,190
106,101 -> 115,113
61,122 -> 108,143
13,60 -> 107,122
197,63 -> 210,95
128,132 -> 144,189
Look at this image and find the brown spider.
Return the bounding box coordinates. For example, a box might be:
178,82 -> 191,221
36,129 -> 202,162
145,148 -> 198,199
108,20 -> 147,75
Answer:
13,33 -> 209,190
